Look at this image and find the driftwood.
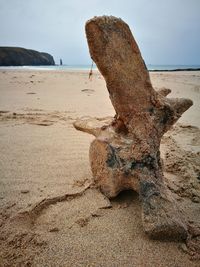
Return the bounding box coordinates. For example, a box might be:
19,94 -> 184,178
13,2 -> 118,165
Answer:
74,16 -> 193,240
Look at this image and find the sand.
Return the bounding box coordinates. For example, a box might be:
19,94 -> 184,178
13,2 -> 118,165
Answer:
0,69 -> 199,266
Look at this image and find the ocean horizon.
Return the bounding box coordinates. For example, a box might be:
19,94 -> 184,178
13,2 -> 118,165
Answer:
0,64 -> 200,71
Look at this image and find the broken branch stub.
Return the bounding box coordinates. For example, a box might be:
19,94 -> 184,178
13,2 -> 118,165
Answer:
74,16 -> 193,240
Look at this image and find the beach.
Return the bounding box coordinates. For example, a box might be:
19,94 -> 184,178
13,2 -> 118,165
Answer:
0,69 -> 200,266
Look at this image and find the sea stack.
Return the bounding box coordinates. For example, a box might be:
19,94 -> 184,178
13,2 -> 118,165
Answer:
74,16 -> 193,240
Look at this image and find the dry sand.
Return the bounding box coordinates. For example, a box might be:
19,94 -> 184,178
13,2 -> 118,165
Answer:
0,69 -> 200,266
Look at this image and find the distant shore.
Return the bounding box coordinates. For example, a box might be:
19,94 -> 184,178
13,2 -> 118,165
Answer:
149,68 -> 200,72
0,64 -> 200,72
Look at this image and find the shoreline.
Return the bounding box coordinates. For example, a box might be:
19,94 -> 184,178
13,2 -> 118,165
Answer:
149,68 -> 200,72
0,66 -> 200,72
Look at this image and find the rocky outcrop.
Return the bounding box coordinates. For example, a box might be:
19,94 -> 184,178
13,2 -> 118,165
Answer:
0,47 -> 55,66
74,16 -> 193,241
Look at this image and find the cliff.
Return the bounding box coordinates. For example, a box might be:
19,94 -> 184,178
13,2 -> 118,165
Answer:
0,47 -> 55,66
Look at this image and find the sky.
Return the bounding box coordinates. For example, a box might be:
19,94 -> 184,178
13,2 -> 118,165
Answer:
0,0 -> 199,65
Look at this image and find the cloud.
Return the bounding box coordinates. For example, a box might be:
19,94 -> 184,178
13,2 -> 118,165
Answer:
0,0 -> 199,64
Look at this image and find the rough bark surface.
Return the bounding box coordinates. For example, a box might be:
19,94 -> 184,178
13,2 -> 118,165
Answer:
74,16 -> 193,240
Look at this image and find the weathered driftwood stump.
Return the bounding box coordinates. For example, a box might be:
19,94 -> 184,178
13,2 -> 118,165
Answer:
74,16 -> 193,240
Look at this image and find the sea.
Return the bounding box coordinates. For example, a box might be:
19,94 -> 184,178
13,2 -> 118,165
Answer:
0,64 -> 200,71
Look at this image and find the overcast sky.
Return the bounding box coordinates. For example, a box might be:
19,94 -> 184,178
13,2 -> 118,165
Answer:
0,0 -> 199,65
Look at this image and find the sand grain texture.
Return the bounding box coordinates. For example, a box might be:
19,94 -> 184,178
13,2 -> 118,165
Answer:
0,70 -> 200,266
